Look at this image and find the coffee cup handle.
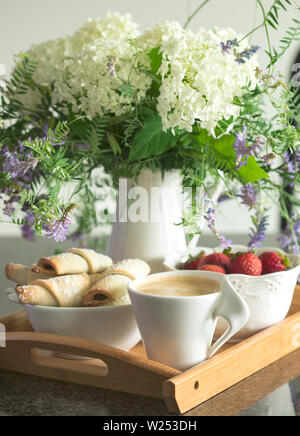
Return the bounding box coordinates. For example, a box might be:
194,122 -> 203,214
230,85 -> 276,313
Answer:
207,277 -> 249,358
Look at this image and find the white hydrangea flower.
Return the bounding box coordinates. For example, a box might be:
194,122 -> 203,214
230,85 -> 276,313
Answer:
138,22 -> 259,134
15,14 -> 260,135
18,13 -> 151,118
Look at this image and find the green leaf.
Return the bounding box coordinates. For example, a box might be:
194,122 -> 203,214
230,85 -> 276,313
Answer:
269,11 -> 279,25
119,84 -> 134,99
88,130 -> 98,148
267,19 -> 278,30
238,156 -> 269,183
148,47 -> 163,75
107,132 -> 121,156
193,130 -> 236,171
128,112 -> 178,162
196,130 -> 235,159
147,47 -> 163,98
276,1 -> 287,11
195,130 -> 268,182
208,135 -> 236,160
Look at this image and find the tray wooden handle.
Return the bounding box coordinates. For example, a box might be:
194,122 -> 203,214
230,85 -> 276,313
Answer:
1,331 -> 178,399
30,347 -> 109,377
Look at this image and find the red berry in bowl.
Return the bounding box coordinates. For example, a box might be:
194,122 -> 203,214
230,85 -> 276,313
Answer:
201,253 -> 230,269
184,255 -> 205,270
228,253 -> 262,276
259,251 -> 287,275
200,264 -> 226,274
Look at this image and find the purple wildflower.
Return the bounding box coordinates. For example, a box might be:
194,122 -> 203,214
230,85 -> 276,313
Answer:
278,220 -> 300,254
21,213 -> 36,242
5,156 -> 39,179
205,207 -> 216,227
233,128 -> 263,170
48,134 -> 66,147
218,235 -> 233,250
45,215 -> 72,242
256,68 -> 284,89
3,201 -> 15,217
236,45 -> 260,64
1,143 -> 39,184
221,39 -> 238,54
253,136 -> 265,150
3,196 -> 20,217
283,152 -> 295,188
217,193 -> 231,203
283,151 -> 295,173
248,214 -> 268,248
295,149 -> 300,172
107,56 -> 117,78
294,221 -> 300,235
204,201 -> 233,249
262,153 -> 276,166
233,126 -> 247,169
239,184 -> 257,210
277,234 -> 296,254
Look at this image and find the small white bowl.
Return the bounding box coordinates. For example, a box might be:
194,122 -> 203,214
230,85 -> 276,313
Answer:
164,245 -> 300,341
7,295 -> 141,352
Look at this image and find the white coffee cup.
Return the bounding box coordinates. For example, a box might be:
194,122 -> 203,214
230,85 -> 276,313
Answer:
128,271 -> 249,370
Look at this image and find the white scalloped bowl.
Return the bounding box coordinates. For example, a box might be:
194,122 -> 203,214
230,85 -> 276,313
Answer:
7,291 -> 141,352
164,245 -> 300,341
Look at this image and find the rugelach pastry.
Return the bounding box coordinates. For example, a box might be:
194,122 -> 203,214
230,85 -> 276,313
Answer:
5,263 -> 51,285
15,273 -> 93,307
32,248 -> 113,276
82,259 -> 151,307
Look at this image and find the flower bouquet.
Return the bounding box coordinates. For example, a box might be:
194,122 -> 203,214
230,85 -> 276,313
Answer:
0,1 -> 300,259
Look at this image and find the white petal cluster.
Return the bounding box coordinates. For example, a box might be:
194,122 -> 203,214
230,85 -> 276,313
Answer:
138,23 -> 259,134
18,13 -> 259,133
22,12 -> 151,118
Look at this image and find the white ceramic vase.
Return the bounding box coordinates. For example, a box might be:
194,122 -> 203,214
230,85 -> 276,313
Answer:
108,169 -> 187,272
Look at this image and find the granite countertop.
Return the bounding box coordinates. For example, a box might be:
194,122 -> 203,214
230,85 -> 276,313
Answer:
0,367 -> 298,416
0,369 -> 174,416
0,236 -> 299,416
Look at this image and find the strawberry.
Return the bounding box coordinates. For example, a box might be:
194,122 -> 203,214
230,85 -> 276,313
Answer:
259,251 -> 287,275
183,253 -> 206,270
201,253 -> 230,269
228,253 -> 262,276
184,259 -> 204,270
200,264 -> 226,274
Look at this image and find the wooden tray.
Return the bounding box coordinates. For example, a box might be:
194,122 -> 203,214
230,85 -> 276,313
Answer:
1,287 -> 300,416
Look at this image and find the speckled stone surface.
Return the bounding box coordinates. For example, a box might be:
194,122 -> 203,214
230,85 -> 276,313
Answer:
0,369 -> 298,416
0,370 -> 174,416
291,378 -> 300,416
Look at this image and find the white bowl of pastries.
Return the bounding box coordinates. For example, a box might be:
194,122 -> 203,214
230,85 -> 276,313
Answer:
5,248 -> 151,351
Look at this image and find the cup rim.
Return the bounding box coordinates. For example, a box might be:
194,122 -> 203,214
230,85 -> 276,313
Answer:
128,270 -> 224,300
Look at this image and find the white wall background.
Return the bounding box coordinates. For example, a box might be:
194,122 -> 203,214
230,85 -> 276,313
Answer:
0,0 -> 299,238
